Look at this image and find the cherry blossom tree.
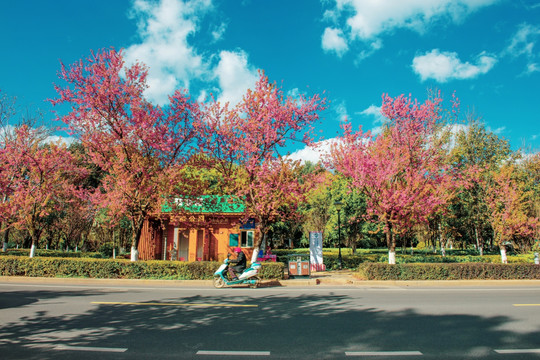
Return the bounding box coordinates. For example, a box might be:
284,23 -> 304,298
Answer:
0,92 -> 16,251
328,94 -> 455,264
0,92 -> 50,251
202,72 -> 326,261
52,48 -> 203,261
0,125 -> 87,257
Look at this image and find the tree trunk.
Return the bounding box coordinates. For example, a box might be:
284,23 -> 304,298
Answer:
251,232 -> 266,263
130,246 -> 139,261
28,229 -> 41,258
386,222 -> 396,264
440,234 -> 446,257
500,245 -> 508,264
130,215 -> 145,262
439,223 -> 446,257
475,225 -> 483,256
29,244 -> 36,258
2,226 -> 9,252
388,249 -> 396,264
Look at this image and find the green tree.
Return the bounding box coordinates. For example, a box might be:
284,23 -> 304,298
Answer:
485,164 -> 539,262
449,116 -> 513,255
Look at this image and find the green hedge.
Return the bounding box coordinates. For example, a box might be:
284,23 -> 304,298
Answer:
0,249 -> 103,258
0,256 -> 285,280
272,249 -> 536,270
358,263 -> 540,280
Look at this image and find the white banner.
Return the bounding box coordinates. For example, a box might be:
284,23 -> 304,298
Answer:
309,231 -> 325,271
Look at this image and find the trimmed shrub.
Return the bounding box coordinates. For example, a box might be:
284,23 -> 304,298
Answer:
0,256 -> 285,280
0,249 -> 102,258
358,263 -> 540,280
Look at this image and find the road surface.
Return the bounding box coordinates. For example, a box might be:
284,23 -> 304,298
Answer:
1,280 -> 539,359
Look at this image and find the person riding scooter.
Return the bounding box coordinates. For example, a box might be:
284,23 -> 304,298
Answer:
228,247 -> 246,280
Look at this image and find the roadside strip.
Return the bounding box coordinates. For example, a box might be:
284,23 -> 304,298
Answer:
346,351 -> 423,356
513,304 -> 540,306
197,350 -> 270,356
91,301 -> 258,308
495,349 -> 540,354
54,345 -> 127,352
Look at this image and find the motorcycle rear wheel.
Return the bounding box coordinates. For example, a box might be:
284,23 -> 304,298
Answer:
213,276 -> 225,288
249,276 -> 260,289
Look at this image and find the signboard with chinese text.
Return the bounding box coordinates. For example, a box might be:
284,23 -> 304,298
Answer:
309,231 -> 325,271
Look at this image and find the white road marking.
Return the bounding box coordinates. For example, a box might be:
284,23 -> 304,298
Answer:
346,351 -> 423,356
54,345 -> 127,352
495,349 -> 540,354
197,350 -> 270,356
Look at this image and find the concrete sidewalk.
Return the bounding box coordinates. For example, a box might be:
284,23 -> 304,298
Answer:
2,271 -> 540,288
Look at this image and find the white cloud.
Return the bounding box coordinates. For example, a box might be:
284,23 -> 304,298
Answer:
412,49 -> 497,82
324,0 -> 497,58
355,38 -> 382,63
211,22 -> 227,42
214,50 -> 258,106
359,104 -> 382,121
287,139 -> 336,164
358,104 -> 384,135
124,0 -> 213,105
124,0 -> 258,107
322,27 -> 349,57
444,123 -> 468,149
334,100 -> 349,122
487,125 -> 506,135
44,135 -> 76,146
526,63 -> 540,74
287,88 -> 301,99
506,23 -> 540,57
505,23 -> 540,75
0,124 -> 76,146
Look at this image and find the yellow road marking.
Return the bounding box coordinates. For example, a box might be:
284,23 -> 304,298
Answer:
92,301 -> 257,308
513,304 -> 540,307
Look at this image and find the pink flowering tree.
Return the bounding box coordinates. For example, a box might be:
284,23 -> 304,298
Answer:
244,157 -> 318,259
328,94 -> 455,264
485,164 -> 539,263
0,125 -> 88,257
203,73 -> 326,261
52,48 -> 203,261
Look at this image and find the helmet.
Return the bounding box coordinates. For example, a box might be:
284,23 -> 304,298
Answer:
234,247 -> 242,253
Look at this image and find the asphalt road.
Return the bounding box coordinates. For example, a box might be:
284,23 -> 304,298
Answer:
1,280 -> 539,359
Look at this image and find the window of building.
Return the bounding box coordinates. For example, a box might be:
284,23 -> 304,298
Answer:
240,231 -> 254,247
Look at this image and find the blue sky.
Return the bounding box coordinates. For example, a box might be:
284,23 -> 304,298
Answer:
1,0 -> 539,159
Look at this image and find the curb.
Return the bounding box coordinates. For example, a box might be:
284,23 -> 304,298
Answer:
0,276 -> 213,287
2,276 -> 540,288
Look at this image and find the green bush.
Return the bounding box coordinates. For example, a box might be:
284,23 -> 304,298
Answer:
358,263 -> 540,280
274,248 -> 536,267
259,262 -> 285,279
98,242 -> 119,258
0,256 -> 285,280
0,249 -> 102,258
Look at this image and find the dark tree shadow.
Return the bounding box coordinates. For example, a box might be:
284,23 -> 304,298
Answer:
0,289 -> 105,310
1,288 -> 539,359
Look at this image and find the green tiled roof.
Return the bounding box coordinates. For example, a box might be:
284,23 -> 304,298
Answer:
162,195 -> 245,214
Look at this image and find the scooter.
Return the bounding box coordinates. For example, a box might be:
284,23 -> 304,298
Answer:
213,254 -> 261,288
